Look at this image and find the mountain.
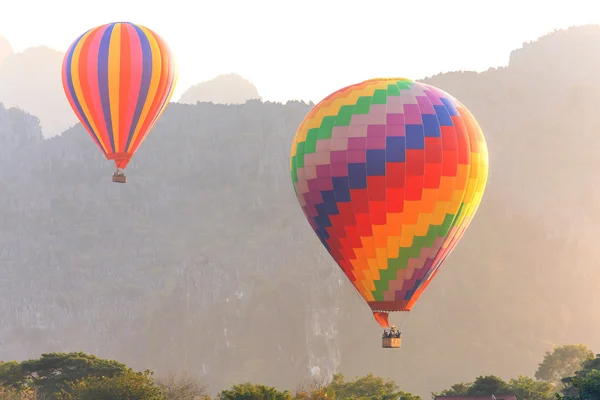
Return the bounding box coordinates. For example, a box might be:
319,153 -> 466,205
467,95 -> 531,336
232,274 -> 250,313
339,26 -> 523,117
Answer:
0,24 -> 600,397
0,39 -> 261,138
178,73 -> 261,104
422,25 -> 600,243
0,45 -> 75,137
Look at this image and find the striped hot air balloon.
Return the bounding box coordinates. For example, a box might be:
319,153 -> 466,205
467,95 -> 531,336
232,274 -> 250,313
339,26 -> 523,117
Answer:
289,78 -> 489,346
62,21 -> 177,183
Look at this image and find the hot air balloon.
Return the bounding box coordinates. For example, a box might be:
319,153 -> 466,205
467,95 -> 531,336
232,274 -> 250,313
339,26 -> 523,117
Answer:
62,22 -> 177,183
289,78 -> 489,348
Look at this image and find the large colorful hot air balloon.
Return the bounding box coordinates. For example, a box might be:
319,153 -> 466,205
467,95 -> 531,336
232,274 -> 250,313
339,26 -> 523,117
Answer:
289,78 -> 489,347
62,22 -> 177,183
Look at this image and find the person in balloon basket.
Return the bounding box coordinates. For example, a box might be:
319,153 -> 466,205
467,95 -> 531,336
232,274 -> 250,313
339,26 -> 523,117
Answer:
382,325 -> 401,338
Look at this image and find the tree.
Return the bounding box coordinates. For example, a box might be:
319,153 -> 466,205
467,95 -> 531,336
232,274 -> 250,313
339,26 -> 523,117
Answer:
508,375 -> 554,400
558,369 -> 600,400
327,373 -> 421,400
434,382 -> 471,396
217,383 -> 293,400
155,373 -> 209,400
434,375 -> 555,400
566,355 -> 600,381
560,354 -> 600,398
58,370 -> 165,400
0,386 -> 36,399
535,345 -> 594,386
0,352 -> 129,397
293,387 -> 329,400
295,375 -> 330,400
467,375 -> 511,396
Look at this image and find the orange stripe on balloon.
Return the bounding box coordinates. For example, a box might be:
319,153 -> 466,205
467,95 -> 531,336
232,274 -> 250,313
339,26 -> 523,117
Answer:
124,23 -> 143,151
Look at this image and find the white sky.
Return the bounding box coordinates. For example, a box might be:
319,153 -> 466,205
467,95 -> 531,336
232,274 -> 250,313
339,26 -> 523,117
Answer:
1,0 -> 599,103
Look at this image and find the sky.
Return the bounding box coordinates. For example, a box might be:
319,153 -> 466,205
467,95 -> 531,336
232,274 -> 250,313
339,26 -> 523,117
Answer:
1,0 -> 599,103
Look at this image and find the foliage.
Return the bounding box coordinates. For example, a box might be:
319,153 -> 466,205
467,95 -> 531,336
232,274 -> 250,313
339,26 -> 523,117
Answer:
294,375 -> 330,400
559,354 -> 600,399
535,345 -> 594,386
467,375 -> 511,396
563,355 -> 600,384
217,382 -> 293,400
435,382 -> 471,396
327,373 -> 421,400
1,346 -> 598,400
58,370 -> 165,400
0,386 -> 37,399
0,352 -> 129,397
155,373 -> 210,400
434,374 -> 555,400
509,375 -> 555,400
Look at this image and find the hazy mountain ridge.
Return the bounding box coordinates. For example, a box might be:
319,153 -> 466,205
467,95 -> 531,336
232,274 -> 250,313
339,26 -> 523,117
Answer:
0,45 -> 73,137
179,73 -> 262,104
0,37 -> 263,138
0,25 -> 600,397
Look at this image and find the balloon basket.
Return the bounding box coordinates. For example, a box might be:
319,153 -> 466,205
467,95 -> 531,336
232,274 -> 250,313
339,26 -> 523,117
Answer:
382,337 -> 401,348
112,175 -> 127,183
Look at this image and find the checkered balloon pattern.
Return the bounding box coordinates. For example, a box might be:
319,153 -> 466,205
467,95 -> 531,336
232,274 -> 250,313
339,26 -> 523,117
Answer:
290,78 -> 489,327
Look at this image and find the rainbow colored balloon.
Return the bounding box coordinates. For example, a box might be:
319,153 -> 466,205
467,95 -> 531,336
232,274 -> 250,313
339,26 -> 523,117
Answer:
62,22 -> 177,181
290,78 -> 489,328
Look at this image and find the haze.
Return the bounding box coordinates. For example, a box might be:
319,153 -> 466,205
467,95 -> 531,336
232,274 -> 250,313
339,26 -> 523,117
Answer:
2,0 -> 599,102
0,1 -> 600,399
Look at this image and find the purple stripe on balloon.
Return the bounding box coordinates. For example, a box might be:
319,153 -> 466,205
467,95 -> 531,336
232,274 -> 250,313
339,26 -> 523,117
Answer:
305,202 -> 318,218
304,191 -> 323,207
330,163 -> 348,177
423,89 -> 444,105
301,207 -> 318,230
348,137 -> 366,149
348,150 -> 366,162
416,96 -> 435,114
316,164 -> 330,178
405,113 -> 423,124
403,104 -> 420,114
387,114 -> 404,125
367,124 -> 386,136
306,202 -> 321,220
394,257 -> 435,301
317,177 -> 334,190
367,136 -> 386,150
307,178 -> 320,192
387,125 -> 405,136
330,151 -> 347,164
384,235 -> 445,300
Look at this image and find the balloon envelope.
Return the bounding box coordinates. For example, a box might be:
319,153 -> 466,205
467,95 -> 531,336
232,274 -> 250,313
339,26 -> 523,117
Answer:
289,78 -> 489,328
61,21 -> 177,170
